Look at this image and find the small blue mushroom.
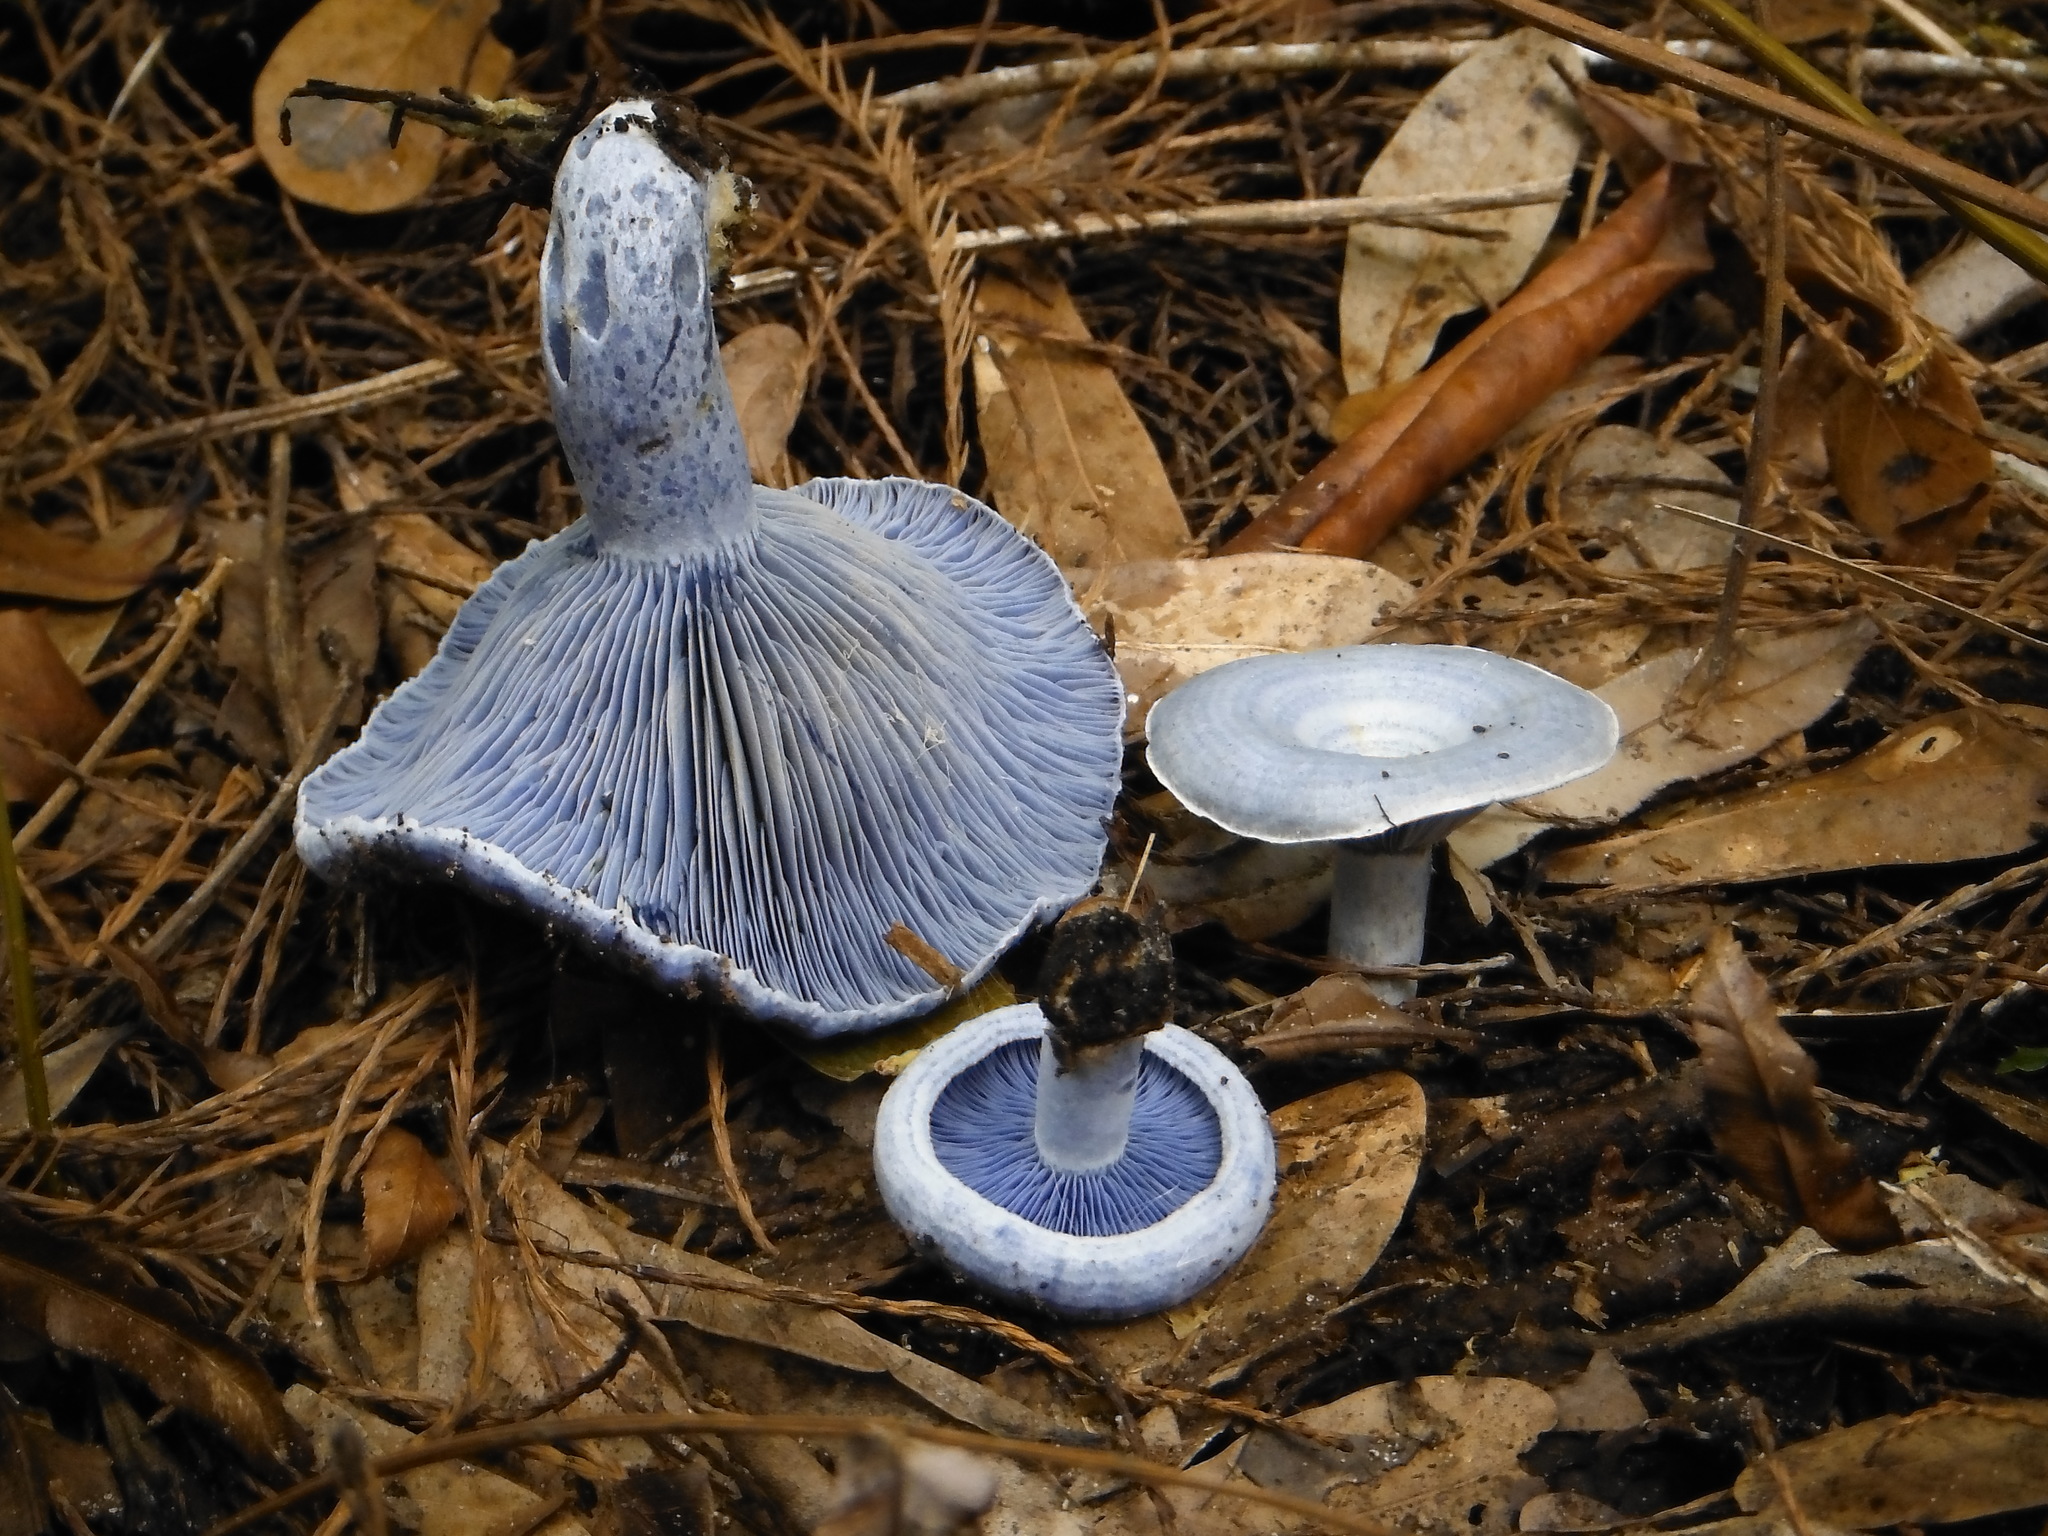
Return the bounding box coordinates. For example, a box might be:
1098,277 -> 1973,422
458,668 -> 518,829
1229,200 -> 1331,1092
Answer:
875,902 -> 1275,1318
294,102 -> 1124,1038
1146,645 -> 1617,1002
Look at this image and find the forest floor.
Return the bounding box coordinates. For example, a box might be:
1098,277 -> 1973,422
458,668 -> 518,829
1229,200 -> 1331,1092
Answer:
6,2 -> 2048,1535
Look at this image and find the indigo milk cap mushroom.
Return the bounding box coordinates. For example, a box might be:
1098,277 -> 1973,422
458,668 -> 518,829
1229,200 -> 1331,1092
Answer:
1146,645 -> 1617,999
875,901 -> 1276,1318
294,101 -> 1123,1038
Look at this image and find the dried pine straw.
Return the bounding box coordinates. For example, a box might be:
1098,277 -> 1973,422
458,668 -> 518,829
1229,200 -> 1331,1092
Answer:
6,0 -> 2048,1528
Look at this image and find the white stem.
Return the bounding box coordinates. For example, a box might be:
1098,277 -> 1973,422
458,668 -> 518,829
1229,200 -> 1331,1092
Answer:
1033,1034 -> 1142,1172
1329,845 -> 1433,1005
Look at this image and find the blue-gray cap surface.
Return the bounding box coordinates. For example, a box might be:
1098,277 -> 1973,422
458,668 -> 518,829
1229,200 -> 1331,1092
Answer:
1145,644 -> 1618,845
295,102 -> 1123,1038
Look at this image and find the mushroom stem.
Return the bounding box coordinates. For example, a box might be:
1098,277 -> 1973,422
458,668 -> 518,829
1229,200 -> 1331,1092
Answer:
1329,845 -> 1433,1004
1033,1035 -> 1143,1172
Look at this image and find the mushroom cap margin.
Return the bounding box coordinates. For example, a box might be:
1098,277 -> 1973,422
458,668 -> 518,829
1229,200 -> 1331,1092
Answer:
874,1004 -> 1277,1320
1145,644 -> 1619,845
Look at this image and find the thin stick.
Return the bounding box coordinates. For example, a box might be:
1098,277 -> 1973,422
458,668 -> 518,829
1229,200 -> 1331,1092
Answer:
14,557 -> 233,853
1689,119 -> 1787,701
1474,0 -> 2048,238
869,35 -> 2048,119
1122,833 -> 1157,914
947,182 -> 1571,248
1786,847 -> 2048,984
727,182 -> 1571,298
15,353 -> 537,487
1668,0 -> 2048,280
0,780 -> 48,1135
873,37 -> 1480,115
1872,0 -> 1971,57
706,1025 -> 775,1254
202,1410 -> 1405,1536
1650,502 -> 2048,654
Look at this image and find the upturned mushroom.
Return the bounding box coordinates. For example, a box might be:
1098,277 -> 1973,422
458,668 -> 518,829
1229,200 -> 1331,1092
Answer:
874,899 -> 1276,1318
295,102 -> 1123,1038
1145,645 -> 1617,1001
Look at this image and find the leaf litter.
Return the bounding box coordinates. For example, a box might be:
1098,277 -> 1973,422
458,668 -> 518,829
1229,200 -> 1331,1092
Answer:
8,3 -> 2048,1536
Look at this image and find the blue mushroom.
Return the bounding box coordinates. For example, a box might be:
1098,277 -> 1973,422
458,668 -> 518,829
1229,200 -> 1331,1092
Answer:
294,102 -> 1124,1038
1147,645 -> 1617,1002
876,901 -> 1275,1318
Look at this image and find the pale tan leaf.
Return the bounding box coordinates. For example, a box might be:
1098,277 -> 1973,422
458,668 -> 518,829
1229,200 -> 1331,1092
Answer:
1340,29 -> 1585,394
1559,425 -> 1738,573
372,512 -> 495,679
1079,1073 -> 1425,1393
361,1127 -> 461,1273
0,1026 -> 129,1132
721,323 -> 807,484
1548,1350 -> 1648,1433
296,524 -> 380,729
1450,618 -> 1876,869
253,0 -> 513,215
285,1386 -> 588,1536
494,1150 -> 1070,1441
1090,553 -> 1412,732
1153,1376 -> 1555,1536
971,268 -> 1186,573
1735,1397 -> 2048,1527
1544,705 -> 2048,890
36,604 -> 123,676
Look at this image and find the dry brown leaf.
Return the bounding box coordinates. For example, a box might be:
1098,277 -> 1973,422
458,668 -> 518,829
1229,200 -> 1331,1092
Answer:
971,267 -> 1187,573
0,1210 -> 305,1473
0,608 -> 106,802
722,322 -> 807,485
1547,1350 -> 1648,1433
1756,0 -> 1873,42
373,512 -> 496,678
284,1386 -> 589,1536
1735,1397 -> 2048,1527
1451,618 -> 1875,869
0,1026 -> 129,1132
1687,930 -> 1900,1252
1825,351 -> 1993,567
495,1150 -> 1069,1441
1155,1376 -> 1555,1536
1559,425 -> 1739,573
1079,1073 -> 1425,1393
1340,29 -> 1585,393
1232,166 -> 1713,557
0,508 -> 179,603
1943,1071 -> 2048,1149
1147,838 -> 1335,941
296,525 -> 381,728
253,0 -> 512,215
361,1127 -> 461,1273
1543,704 -> 2048,890
1088,553 -> 1412,731
37,605 -> 123,675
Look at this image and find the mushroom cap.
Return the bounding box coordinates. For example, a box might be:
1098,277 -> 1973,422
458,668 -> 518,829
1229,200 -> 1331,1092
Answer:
1145,644 -> 1619,845
296,476 -> 1123,1038
295,101 -> 1123,1038
875,1004 -> 1276,1319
